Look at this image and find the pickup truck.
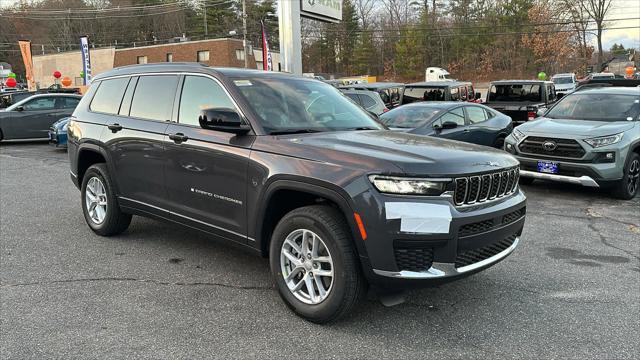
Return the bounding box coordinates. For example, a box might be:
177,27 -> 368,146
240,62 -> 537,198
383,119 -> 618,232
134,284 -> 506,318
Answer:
484,80 -> 557,125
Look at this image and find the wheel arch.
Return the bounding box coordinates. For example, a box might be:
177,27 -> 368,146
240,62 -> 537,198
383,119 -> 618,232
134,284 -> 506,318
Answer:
255,179 -> 367,259
76,143 -> 112,187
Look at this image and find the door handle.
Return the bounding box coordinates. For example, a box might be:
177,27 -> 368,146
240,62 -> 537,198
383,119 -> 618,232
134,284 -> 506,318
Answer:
169,133 -> 189,144
107,123 -> 123,133
463,128 -> 470,132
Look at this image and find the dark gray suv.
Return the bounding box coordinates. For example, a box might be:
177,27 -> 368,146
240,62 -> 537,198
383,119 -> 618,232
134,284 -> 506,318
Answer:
67,63 -> 527,323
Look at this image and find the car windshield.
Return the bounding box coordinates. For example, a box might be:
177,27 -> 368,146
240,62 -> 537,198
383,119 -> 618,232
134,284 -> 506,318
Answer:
232,77 -> 384,134
379,106 -> 442,128
553,77 -> 573,84
488,84 -> 542,102
404,87 -> 446,102
546,93 -> 640,121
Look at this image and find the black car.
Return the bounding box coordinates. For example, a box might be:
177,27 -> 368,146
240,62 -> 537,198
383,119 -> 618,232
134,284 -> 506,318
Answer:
68,63 -> 526,323
484,80 -> 557,125
339,82 -> 404,109
0,93 -> 82,141
403,81 -> 481,105
380,102 -> 513,148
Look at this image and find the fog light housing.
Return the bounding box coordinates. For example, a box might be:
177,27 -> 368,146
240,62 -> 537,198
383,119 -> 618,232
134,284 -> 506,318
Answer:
594,152 -> 616,163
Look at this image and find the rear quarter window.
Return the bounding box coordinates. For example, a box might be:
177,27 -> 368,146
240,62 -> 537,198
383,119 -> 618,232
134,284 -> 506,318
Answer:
90,77 -> 130,114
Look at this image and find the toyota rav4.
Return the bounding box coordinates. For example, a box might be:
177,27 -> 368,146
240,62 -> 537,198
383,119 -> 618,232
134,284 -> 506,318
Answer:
68,63 -> 527,323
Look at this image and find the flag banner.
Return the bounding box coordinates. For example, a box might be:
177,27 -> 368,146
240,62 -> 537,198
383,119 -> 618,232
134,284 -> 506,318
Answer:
80,36 -> 92,85
261,21 -> 273,71
18,40 -> 35,90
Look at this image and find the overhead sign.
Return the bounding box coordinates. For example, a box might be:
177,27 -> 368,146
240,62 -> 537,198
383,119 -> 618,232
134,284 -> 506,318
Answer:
300,0 -> 342,23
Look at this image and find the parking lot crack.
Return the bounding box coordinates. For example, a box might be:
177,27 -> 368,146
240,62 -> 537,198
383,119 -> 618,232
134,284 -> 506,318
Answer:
587,222 -> 640,262
0,277 -> 274,291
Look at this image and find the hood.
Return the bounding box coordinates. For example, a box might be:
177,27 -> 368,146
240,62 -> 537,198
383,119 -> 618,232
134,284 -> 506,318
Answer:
519,117 -> 635,137
255,130 -> 519,177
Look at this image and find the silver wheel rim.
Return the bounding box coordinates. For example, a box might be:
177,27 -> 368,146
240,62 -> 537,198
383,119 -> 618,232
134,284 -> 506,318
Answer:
280,229 -> 334,305
628,159 -> 639,195
85,177 -> 108,224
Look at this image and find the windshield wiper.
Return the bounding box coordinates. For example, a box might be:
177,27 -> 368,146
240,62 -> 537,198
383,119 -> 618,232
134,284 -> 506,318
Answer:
269,128 -> 323,135
346,126 -> 380,131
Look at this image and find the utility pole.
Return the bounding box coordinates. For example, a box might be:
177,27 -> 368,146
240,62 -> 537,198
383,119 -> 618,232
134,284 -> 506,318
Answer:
203,1 -> 208,37
242,0 -> 248,68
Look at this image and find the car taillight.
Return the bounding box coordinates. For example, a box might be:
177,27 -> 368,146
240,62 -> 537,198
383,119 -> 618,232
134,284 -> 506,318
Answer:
383,107 -> 389,113
527,111 -> 536,121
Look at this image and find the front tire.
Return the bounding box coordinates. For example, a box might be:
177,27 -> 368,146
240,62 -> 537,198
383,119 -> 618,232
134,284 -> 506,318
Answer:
81,163 -> 132,236
269,205 -> 366,323
611,153 -> 639,200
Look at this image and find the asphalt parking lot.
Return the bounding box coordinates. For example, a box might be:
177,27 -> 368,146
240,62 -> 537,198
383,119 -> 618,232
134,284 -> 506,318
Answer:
1,142 -> 639,359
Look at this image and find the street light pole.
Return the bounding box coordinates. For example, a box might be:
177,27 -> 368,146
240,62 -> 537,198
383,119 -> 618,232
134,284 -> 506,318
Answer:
242,0 -> 248,68
203,1 -> 208,37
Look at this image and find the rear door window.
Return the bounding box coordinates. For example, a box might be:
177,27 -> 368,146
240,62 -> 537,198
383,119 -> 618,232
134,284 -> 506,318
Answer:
438,107 -> 465,126
23,97 -> 55,110
130,75 -> 179,121
90,77 -> 129,114
466,106 -> 487,124
360,94 -> 377,109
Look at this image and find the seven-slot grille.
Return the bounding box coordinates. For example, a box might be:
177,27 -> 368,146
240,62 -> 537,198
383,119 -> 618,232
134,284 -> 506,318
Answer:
518,136 -> 585,159
454,167 -> 519,206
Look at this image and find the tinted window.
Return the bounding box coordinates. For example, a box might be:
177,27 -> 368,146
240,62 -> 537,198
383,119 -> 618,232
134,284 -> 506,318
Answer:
130,75 -> 179,121
178,76 -> 235,126
439,107 -> 465,126
91,78 -> 129,114
466,106 -> 487,124
547,84 -> 556,102
378,90 -> 391,104
459,87 -> 467,100
450,87 -> 460,101
24,97 -> 55,110
468,86 -> 476,100
345,93 -> 361,104
485,109 -> 495,119
360,94 -> 377,108
60,97 -> 80,109
489,84 -> 542,102
404,87 -> 445,103
380,105 -> 442,128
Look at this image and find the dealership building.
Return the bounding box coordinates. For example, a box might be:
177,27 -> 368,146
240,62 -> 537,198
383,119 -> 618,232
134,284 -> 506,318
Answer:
32,38 -> 281,88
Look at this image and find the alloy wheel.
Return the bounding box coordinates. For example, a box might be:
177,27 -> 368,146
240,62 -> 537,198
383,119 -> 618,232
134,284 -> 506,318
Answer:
85,177 -> 108,224
627,159 -> 640,196
280,229 -> 334,305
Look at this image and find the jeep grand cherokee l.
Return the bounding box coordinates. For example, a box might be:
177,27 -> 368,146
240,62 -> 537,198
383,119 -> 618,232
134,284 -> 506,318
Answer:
67,63 -> 527,323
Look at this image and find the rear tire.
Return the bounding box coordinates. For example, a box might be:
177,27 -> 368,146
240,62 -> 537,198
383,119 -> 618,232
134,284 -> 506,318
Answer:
611,153 -> 639,200
81,163 -> 132,236
269,205 -> 366,323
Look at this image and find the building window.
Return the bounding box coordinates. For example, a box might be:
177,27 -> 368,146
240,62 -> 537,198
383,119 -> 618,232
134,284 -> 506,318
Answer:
166,53 -> 173,62
197,50 -> 210,62
235,49 -> 245,61
137,56 -> 147,64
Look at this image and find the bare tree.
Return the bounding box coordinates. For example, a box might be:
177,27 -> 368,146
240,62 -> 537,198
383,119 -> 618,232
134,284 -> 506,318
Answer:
582,0 -> 613,70
353,0 -> 375,29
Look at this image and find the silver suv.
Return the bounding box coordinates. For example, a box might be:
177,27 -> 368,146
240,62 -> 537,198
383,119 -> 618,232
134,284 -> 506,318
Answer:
504,87 -> 640,199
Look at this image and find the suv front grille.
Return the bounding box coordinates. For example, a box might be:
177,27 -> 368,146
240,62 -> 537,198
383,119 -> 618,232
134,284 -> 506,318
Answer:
519,136 -> 585,159
394,246 -> 434,272
455,233 -> 518,268
454,167 -> 519,206
458,206 -> 526,237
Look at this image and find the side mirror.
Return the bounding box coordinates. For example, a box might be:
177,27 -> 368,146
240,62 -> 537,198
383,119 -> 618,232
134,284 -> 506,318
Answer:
536,109 -> 546,117
15,105 -> 24,112
441,121 -> 458,130
199,108 -> 250,135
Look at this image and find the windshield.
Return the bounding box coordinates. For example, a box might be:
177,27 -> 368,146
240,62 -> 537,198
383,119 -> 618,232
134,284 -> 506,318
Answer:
488,84 -> 542,102
404,87 -> 446,103
552,77 -> 573,84
232,77 -> 384,134
546,93 -> 640,121
379,106 -> 442,128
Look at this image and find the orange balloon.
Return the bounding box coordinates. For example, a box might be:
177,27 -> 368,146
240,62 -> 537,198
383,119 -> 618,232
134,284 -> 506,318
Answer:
61,76 -> 72,87
625,67 -> 634,76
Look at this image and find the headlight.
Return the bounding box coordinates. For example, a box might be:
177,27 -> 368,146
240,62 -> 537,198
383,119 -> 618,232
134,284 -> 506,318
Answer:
511,129 -> 525,142
584,133 -> 623,148
369,175 -> 448,196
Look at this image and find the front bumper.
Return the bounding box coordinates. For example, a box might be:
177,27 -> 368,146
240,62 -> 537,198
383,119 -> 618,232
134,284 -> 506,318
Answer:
520,170 -> 599,187
354,188 -> 527,286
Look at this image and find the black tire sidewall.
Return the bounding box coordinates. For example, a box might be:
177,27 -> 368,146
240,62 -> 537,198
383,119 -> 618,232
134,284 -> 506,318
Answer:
617,153 -> 640,199
81,164 -> 120,234
269,208 -> 354,322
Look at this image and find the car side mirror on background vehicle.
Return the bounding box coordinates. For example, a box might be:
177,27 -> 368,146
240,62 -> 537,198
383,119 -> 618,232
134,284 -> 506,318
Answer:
15,105 -> 24,112
441,121 -> 458,130
199,108 -> 250,135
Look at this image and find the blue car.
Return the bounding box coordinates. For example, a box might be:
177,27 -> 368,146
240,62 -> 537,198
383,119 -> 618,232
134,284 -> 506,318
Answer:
379,102 -> 514,148
48,116 -> 70,147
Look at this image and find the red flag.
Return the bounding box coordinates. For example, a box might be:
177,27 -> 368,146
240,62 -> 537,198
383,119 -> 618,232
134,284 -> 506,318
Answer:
261,21 -> 273,71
